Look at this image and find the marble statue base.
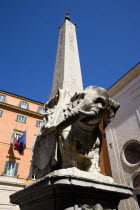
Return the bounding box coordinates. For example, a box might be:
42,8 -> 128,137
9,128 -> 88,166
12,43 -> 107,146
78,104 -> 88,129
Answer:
10,168 -> 133,210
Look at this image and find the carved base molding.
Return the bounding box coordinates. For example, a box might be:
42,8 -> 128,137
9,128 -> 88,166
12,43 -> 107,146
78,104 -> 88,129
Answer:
10,170 -> 133,210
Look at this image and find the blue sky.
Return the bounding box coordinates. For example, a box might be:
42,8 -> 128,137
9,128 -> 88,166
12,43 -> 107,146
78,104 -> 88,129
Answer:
0,0 -> 140,102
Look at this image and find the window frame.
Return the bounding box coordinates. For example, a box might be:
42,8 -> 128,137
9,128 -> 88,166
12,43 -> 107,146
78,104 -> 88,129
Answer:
16,133 -> 22,140
28,165 -> 36,180
0,94 -> 6,102
3,161 -> 19,177
38,106 -> 45,114
36,120 -> 42,127
0,110 -> 3,116
122,140 -> 140,167
16,115 -> 27,123
19,101 -> 29,110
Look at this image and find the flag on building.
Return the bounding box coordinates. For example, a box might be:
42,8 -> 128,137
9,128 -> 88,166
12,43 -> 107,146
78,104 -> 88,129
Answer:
10,129 -> 16,144
10,129 -> 20,150
18,130 -> 26,154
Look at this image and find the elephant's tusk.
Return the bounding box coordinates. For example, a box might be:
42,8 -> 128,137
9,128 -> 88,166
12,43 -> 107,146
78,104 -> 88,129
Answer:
79,110 -> 96,117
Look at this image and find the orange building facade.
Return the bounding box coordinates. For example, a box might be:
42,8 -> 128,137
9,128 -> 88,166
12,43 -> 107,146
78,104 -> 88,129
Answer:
0,90 -> 44,209
0,90 -> 112,210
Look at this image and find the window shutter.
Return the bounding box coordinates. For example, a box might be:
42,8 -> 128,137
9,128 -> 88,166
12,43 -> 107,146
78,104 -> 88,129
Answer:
3,161 -> 9,175
14,163 -> 19,176
0,110 -> 3,116
27,103 -> 29,110
36,120 -> 40,126
24,116 -> 27,123
28,165 -> 32,178
28,165 -> 36,179
19,101 -> 22,107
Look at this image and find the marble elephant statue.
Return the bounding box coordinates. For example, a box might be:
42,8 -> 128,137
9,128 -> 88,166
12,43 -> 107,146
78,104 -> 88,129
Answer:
32,86 -> 120,179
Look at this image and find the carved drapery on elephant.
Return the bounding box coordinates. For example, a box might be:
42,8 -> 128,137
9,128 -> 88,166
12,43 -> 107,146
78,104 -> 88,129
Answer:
32,86 -> 120,179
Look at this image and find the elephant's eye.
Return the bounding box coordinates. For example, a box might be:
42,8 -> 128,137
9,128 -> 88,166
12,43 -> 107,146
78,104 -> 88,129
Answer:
95,98 -> 106,107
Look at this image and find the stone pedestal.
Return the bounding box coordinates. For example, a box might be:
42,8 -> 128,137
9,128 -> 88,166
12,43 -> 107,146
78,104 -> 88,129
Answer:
10,169 -> 133,210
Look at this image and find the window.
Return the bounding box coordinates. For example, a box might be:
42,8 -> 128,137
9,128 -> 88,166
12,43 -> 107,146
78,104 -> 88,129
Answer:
36,120 -> 42,127
122,140 -> 140,167
0,94 -> 6,102
28,165 -> 36,179
3,161 -> 19,176
16,115 -> 27,123
38,106 -> 45,114
133,174 -> 140,189
0,110 -> 3,116
19,101 -> 29,109
16,133 -> 22,140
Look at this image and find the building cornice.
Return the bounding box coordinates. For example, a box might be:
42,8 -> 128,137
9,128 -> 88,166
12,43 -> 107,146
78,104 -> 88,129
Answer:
108,63 -> 140,97
0,102 -> 43,119
0,90 -> 44,105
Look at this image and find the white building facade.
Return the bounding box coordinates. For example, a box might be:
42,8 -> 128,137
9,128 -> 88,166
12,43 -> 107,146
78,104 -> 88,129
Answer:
106,63 -> 140,210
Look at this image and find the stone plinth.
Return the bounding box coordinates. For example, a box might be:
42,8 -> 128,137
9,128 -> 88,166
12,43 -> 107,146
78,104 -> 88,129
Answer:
10,169 -> 133,210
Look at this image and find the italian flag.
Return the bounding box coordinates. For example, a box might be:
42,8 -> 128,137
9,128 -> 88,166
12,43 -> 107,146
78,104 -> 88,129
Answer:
10,129 -> 20,150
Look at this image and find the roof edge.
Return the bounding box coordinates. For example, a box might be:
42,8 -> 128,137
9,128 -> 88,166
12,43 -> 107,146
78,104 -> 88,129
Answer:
0,90 -> 44,105
107,62 -> 140,97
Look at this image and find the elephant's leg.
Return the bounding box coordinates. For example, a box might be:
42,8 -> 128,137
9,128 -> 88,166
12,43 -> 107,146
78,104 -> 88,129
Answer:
88,138 -> 101,172
61,131 -> 78,168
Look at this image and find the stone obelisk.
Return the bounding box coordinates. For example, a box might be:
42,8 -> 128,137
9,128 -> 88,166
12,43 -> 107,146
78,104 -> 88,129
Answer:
50,10 -> 83,99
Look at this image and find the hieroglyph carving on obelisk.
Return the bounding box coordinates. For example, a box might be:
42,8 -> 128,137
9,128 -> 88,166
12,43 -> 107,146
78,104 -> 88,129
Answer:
50,11 -> 83,99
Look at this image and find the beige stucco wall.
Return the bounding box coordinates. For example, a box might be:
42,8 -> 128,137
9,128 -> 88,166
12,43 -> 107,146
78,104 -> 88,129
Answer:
106,73 -> 140,210
0,176 -> 25,210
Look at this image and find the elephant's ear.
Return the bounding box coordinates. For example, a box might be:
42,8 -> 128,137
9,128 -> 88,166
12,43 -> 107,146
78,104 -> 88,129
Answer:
44,89 -> 60,110
70,92 -> 85,108
103,98 -> 120,128
70,92 -> 85,102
